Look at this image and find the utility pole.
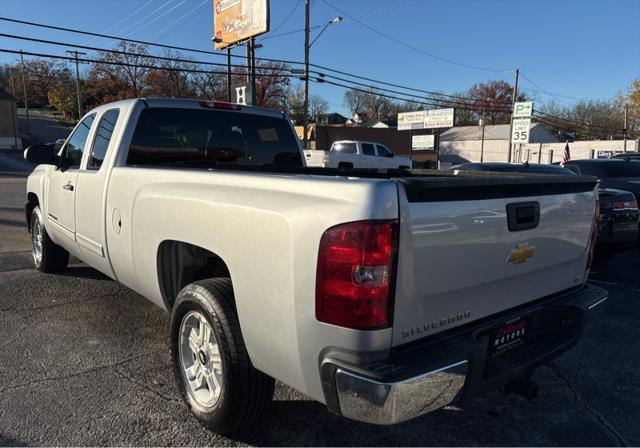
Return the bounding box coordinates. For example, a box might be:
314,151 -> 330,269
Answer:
9,66 -> 16,97
250,37 -> 257,105
507,68 -> 519,163
623,104 -> 628,153
302,0 -> 310,148
227,48 -> 232,102
66,50 -> 86,119
19,50 -> 29,133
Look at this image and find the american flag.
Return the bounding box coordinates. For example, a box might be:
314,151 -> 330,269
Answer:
561,141 -> 571,166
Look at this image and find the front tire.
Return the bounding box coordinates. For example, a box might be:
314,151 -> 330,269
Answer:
170,278 -> 275,434
30,206 -> 69,273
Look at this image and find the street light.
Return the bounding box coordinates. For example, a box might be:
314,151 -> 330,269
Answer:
478,118 -> 486,163
303,5 -> 344,148
309,16 -> 343,48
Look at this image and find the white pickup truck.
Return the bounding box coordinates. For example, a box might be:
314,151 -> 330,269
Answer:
304,140 -> 413,169
24,98 -> 607,434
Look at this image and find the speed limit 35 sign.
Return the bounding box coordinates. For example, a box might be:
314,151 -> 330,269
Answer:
511,118 -> 531,144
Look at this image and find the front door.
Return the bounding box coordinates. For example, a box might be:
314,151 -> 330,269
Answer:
46,114 -> 96,252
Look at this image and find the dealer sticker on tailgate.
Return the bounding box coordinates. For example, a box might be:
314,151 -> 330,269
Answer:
491,317 -> 528,357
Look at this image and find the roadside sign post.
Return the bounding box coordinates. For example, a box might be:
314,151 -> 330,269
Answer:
513,101 -> 534,118
398,108 -> 454,168
412,134 -> 436,150
509,102 -> 534,162
511,117 -> 532,145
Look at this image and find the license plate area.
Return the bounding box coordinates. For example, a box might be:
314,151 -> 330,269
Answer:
490,316 -> 529,357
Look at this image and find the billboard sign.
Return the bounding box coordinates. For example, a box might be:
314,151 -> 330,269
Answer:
412,134 -> 435,150
398,111 -> 426,131
513,101 -> 534,118
511,117 -> 531,143
423,108 -> 455,129
214,0 -> 269,49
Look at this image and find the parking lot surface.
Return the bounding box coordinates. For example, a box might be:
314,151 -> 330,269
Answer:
1,176 -> 639,446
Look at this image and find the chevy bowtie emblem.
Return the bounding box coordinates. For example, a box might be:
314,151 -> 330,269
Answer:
506,243 -> 535,265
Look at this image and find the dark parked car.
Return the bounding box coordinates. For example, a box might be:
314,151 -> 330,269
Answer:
562,159 -> 640,203
451,162 -> 640,255
611,152 -> 640,161
597,188 -> 639,250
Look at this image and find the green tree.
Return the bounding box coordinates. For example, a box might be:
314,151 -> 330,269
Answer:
48,80 -> 78,118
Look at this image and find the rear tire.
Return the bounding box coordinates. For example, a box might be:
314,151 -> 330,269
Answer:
30,206 -> 69,273
170,278 -> 275,434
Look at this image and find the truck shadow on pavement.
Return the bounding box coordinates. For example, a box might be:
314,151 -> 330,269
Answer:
60,264 -> 113,281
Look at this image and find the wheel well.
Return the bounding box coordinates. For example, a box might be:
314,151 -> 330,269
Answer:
26,193 -> 39,232
157,240 -> 231,310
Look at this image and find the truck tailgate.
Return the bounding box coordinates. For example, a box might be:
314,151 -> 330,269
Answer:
392,175 -> 599,346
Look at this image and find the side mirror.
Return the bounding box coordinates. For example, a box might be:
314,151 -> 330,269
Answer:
24,144 -> 57,165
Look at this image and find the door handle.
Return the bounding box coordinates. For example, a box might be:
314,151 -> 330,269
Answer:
63,182 -> 74,192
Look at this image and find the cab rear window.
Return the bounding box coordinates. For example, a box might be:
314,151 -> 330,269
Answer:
126,108 -> 302,167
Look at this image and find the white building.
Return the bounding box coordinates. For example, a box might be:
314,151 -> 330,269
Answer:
439,123 -> 557,163
438,122 -> 638,163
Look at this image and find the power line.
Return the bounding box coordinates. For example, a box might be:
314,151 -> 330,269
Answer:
116,0 -> 175,39
321,0 -> 507,73
0,48 -> 295,79
83,0 -> 154,46
1,17 -> 621,134
260,0 -> 419,42
149,0 -> 210,42
520,73 -> 586,103
0,16 -> 513,105
7,46 -> 620,136
0,33 -> 512,111
126,0 -> 188,38
269,0 -> 302,36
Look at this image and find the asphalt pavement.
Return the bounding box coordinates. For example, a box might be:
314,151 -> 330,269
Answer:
0,174 -> 639,446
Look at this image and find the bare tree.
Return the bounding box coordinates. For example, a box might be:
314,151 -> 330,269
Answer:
253,61 -> 291,109
86,41 -> 154,103
192,71 -> 227,100
343,89 -> 366,115
309,94 -> 329,120
146,51 -> 197,98
464,80 -> 525,124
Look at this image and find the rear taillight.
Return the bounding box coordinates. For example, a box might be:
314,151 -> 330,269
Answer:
586,199 -> 600,273
612,199 -> 638,211
316,220 -> 398,330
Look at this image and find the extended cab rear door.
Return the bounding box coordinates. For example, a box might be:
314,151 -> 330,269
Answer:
46,113 -> 96,252
74,108 -> 122,278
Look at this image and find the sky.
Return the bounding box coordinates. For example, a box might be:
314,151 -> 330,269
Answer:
1,0 -> 639,115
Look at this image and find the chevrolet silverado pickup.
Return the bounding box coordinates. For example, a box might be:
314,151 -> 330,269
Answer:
304,140 -> 413,169
24,98 -> 607,434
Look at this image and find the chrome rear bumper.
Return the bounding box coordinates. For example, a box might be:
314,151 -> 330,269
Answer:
323,284 -> 607,426
335,360 -> 467,425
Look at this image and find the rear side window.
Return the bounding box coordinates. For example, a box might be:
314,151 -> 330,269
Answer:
64,114 -> 95,169
127,108 -> 302,167
332,142 -> 357,154
361,143 -> 375,155
88,109 -> 120,170
376,145 -> 393,158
